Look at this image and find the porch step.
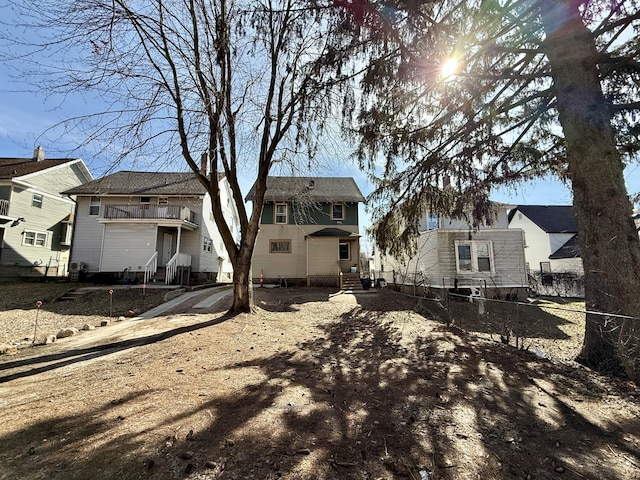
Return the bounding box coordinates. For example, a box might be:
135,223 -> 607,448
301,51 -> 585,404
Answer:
54,289 -> 86,303
152,267 -> 166,283
342,273 -> 364,291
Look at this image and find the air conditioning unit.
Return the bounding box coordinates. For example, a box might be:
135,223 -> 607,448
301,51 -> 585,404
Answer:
69,261 -> 85,271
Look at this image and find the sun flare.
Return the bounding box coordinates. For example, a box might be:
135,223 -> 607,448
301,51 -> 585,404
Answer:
441,57 -> 460,79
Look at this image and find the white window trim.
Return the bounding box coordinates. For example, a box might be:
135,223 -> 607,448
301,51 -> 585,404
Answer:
274,203 -> 288,224
32,193 -> 43,208
89,196 -> 101,216
331,203 -> 345,221
454,240 -> 495,273
22,230 -> 48,247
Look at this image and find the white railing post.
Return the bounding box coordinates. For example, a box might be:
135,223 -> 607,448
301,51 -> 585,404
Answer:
143,251 -> 158,284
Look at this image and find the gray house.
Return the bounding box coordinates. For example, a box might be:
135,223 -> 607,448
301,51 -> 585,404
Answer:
0,147 -> 93,279
373,203 -> 528,299
64,171 -> 239,284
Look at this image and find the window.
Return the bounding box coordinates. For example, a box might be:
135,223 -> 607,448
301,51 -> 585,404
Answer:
61,222 -> 72,246
140,197 -> 151,207
270,240 -> 291,253
275,203 -> 288,224
339,241 -> 350,260
89,196 -> 100,216
203,236 -> 212,252
427,214 -> 439,230
331,203 -> 345,221
32,193 -> 43,208
455,241 -> 494,273
23,230 -> 47,247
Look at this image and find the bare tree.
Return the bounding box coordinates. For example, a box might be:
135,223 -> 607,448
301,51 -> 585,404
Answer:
3,0 -> 344,312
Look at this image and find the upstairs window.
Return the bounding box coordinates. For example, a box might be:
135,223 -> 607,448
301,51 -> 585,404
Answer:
32,193 -> 43,208
89,196 -> 101,216
275,203 -> 288,224
203,236 -> 212,253
331,203 -> 345,221
455,241 -> 494,273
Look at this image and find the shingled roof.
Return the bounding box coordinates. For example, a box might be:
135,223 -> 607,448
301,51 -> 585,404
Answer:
63,171 -> 207,196
245,176 -> 365,203
508,205 -> 577,233
0,157 -> 79,180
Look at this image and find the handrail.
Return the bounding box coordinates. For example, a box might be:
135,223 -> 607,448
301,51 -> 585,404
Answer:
165,252 -> 191,284
143,251 -> 158,285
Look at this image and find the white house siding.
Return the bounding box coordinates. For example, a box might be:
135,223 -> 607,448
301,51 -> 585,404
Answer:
307,237 -> 340,276
70,196 -> 104,271
374,230 -> 441,284
1,184 -> 75,272
435,230 -> 527,289
19,161 -> 89,194
252,224 -> 307,279
507,214 -> 551,271
101,224 -> 156,272
252,224 -> 356,280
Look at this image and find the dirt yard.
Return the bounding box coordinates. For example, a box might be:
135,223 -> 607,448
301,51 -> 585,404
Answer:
1,286 -> 639,480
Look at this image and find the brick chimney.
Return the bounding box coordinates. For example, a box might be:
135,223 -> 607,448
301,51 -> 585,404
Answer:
200,151 -> 209,175
32,146 -> 45,162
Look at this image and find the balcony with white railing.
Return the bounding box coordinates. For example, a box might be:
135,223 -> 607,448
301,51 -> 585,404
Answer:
101,204 -> 198,228
0,199 -> 9,217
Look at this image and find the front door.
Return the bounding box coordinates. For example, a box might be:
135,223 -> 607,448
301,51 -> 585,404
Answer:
162,233 -> 173,265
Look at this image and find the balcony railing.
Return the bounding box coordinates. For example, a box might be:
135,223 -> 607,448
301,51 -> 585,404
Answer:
0,199 -> 9,217
103,204 -> 196,224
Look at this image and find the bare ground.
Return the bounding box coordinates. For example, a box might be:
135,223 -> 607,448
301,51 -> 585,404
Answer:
1,286 -> 639,480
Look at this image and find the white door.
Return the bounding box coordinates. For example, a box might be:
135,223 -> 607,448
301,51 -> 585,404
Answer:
162,233 -> 173,265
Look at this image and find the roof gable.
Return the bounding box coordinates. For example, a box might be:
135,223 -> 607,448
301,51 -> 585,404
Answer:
508,205 -> 577,233
0,157 -> 80,180
63,171 -> 208,196
245,176 -> 365,203
549,234 -> 581,259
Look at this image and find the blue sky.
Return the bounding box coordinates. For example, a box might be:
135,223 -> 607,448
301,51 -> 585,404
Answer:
2,21 -> 639,223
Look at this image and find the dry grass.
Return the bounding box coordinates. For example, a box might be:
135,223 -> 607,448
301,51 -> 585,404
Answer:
1,286 -> 639,480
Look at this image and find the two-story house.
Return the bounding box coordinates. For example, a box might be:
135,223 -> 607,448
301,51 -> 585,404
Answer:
63,170 -> 239,285
507,205 -> 583,297
373,203 -> 528,299
245,176 -> 366,288
0,147 -> 93,279
507,205 -> 582,275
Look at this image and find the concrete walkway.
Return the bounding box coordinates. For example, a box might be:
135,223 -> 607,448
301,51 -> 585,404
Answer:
134,285 -> 233,319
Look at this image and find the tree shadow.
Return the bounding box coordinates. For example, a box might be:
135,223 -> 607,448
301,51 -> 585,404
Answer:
1,290 -> 638,480
0,313 -> 233,383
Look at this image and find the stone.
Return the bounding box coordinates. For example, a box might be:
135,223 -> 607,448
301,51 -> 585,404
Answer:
117,316 -> 126,322
0,343 -> 18,355
56,327 -> 79,338
82,324 -> 95,331
45,335 -> 56,344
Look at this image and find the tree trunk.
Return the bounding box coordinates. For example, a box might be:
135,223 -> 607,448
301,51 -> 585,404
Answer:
540,0 -> 640,379
230,250 -> 253,314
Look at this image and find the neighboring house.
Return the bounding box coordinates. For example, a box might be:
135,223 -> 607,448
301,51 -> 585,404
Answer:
507,205 -> 582,275
245,176 -> 366,288
507,205 -> 583,297
372,203 -> 528,299
63,170 -> 239,284
0,147 -> 93,279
